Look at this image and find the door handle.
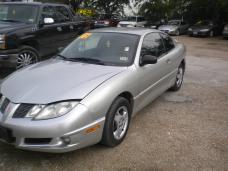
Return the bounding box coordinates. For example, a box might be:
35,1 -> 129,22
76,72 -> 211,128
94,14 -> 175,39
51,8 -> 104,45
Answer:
57,27 -> 62,32
166,59 -> 171,64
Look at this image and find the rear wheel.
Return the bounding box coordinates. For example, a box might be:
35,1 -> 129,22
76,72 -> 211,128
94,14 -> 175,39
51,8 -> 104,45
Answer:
169,64 -> 184,91
101,97 -> 131,147
16,46 -> 39,69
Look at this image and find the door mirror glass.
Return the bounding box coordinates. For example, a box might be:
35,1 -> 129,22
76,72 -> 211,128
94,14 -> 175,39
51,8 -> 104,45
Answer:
44,18 -> 54,24
140,55 -> 157,66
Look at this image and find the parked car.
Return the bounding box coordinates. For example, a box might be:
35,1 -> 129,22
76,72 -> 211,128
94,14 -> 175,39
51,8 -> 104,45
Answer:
158,20 -> 189,36
117,16 -> 146,28
94,13 -> 120,28
222,24 -> 228,38
144,20 -> 166,29
188,20 -> 221,37
0,2 -> 92,69
0,28 -> 186,153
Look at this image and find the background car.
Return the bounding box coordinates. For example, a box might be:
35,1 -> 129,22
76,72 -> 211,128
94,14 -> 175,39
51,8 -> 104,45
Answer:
117,16 -> 146,28
0,28 -> 186,153
0,2 -> 92,69
144,20 -> 166,29
222,24 -> 228,38
158,20 -> 189,36
188,20 -> 222,37
94,13 -> 120,28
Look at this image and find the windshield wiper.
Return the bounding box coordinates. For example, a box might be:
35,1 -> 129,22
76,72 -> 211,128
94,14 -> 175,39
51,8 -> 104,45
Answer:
57,55 -> 106,65
68,57 -> 106,65
56,54 -> 68,60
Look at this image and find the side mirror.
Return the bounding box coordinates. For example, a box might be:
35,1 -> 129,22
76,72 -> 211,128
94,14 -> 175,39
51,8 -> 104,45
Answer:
140,55 -> 157,66
44,18 -> 54,25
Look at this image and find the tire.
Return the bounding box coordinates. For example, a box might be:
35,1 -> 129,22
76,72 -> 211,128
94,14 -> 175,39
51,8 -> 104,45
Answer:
176,29 -> 180,36
17,46 -> 39,69
101,97 -> 131,147
169,63 -> 185,91
209,30 -> 214,37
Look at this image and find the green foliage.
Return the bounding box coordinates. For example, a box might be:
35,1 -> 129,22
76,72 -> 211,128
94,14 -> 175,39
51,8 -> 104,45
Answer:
137,0 -> 228,23
82,0 -> 129,15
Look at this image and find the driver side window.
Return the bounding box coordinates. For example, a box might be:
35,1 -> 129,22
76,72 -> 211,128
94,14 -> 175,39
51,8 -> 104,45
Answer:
41,6 -> 56,23
140,33 -> 166,58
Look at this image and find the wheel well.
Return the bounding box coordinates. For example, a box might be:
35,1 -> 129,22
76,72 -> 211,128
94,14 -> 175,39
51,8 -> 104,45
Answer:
118,92 -> 134,108
181,59 -> 186,71
22,40 -> 39,51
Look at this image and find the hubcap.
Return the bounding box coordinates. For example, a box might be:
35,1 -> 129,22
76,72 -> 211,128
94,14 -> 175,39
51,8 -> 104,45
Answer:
17,51 -> 37,69
113,106 -> 129,140
176,67 -> 183,87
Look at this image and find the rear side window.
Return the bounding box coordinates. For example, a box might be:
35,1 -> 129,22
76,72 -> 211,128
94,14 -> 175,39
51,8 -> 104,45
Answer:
55,6 -> 71,22
160,33 -> 175,52
141,33 -> 166,58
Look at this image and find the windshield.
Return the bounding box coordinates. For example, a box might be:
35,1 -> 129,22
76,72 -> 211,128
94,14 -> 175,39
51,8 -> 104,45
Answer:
59,32 -> 139,66
0,4 -> 38,23
123,17 -> 140,22
168,20 -> 180,25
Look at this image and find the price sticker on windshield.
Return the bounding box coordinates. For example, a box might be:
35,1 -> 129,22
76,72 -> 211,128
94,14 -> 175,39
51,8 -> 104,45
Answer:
79,33 -> 92,39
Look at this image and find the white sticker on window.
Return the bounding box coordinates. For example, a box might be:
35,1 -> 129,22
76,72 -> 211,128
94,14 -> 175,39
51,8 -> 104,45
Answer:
124,47 -> 130,52
120,56 -> 128,61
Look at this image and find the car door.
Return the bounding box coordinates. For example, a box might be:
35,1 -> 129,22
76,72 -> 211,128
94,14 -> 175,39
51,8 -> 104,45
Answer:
134,33 -> 174,112
54,5 -> 73,47
36,5 -> 65,57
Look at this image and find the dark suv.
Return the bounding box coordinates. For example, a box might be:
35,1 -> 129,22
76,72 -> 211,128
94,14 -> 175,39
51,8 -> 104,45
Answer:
0,2 -> 91,69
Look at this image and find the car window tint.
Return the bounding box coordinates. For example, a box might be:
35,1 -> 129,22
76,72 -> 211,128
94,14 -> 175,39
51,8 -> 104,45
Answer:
41,6 -> 57,22
55,6 -> 71,22
141,33 -> 166,58
160,33 -> 175,52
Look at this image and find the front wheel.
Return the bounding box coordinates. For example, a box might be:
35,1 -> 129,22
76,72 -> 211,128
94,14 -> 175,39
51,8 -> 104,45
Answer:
101,97 -> 131,147
209,30 -> 214,37
176,29 -> 180,36
17,46 -> 39,69
169,64 -> 184,91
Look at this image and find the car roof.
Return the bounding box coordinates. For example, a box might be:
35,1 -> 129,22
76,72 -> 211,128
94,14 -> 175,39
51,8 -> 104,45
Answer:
90,27 -> 159,36
0,2 -> 68,6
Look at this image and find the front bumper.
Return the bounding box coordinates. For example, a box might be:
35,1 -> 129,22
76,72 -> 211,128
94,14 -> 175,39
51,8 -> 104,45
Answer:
188,30 -> 210,36
0,102 -> 105,153
159,29 -> 178,35
223,31 -> 228,37
94,24 -> 110,28
0,49 -> 19,68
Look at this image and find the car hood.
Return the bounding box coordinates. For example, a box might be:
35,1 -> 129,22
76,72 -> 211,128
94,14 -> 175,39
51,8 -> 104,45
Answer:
0,59 -> 126,104
158,25 -> 178,30
0,21 -> 30,33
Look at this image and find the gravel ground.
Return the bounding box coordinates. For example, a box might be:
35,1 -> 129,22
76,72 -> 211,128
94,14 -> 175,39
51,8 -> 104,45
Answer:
0,36 -> 228,171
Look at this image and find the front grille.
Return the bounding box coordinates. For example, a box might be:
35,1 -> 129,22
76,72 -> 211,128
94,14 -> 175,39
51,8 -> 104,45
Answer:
24,138 -> 52,145
13,104 -> 34,118
0,97 -> 10,114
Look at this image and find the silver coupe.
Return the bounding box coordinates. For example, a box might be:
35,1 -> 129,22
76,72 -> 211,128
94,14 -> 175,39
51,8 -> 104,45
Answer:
0,28 -> 186,153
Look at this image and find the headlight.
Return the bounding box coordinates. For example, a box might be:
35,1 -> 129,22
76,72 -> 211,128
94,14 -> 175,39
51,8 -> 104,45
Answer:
104,21 -> 110,25
200,29 -> 209,32
0,34 -> 6,49
127,24 -> 135,28
25,101 -> 79,120
188,28 -> 192,31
